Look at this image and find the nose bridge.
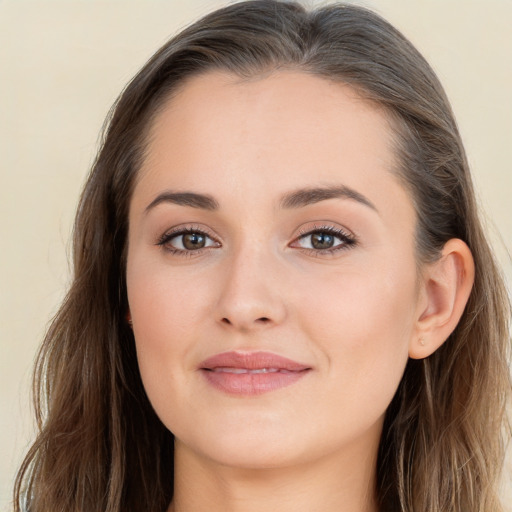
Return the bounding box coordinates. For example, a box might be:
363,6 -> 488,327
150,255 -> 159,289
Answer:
215,238 -> 287,330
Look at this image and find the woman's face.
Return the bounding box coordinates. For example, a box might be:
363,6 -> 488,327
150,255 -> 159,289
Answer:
126,71 -> 424,470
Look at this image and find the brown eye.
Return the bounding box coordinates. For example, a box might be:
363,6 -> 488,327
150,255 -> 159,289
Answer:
310,232 -> 335,249
291,227 -> 356,254
158,229 -> 220,253
182,233 -> 206,250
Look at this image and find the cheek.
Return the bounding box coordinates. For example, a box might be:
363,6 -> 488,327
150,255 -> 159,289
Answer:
127,254 -> 213,344
126,257 -> 215,417
300,256 -> 417,340
297,257 -> 417,401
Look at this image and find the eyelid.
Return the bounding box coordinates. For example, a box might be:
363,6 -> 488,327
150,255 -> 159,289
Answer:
154,221 -> 357,257
296,222 -> 355,239
156,224 -> 221,254
289,222 -> 358,254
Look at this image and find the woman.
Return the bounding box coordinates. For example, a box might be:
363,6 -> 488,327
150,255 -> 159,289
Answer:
14,1 -> 511,511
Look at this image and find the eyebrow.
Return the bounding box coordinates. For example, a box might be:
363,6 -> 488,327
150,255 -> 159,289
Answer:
280,185 -> 378,212
145,191 -> 219,213
144,184 -> 377,214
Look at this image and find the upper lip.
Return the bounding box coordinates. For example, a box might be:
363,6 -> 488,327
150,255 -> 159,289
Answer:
199,351 -> 311,372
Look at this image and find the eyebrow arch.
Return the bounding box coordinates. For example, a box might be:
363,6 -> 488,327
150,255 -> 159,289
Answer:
145,191 -> 219,213
144,185 -> 376,214
280,185 -> 378,212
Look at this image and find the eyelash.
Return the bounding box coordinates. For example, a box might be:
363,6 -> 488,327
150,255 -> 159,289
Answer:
292,225 -> 357,256
156,225 -> 220,257
156,224 -> 357,257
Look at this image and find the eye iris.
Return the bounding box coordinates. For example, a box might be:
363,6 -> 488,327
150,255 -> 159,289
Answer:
182,233 -> 205,250
311,232 -> 335,249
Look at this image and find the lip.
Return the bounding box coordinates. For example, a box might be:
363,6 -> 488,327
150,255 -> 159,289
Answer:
199,351 -> 312,396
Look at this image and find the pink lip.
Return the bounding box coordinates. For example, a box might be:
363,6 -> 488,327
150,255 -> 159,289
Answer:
199,351 -> 312,396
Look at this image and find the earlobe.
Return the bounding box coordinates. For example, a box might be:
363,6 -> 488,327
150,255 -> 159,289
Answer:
126,310 -> 133,328
409,238 -> 475,359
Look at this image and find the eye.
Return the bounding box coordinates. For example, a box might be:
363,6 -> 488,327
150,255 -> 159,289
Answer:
290,225 -> 356,254
157,227 -> 220,254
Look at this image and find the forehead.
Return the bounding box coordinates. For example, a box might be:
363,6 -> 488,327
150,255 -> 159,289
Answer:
135,70 -> 409,218
145,70 -> 394,163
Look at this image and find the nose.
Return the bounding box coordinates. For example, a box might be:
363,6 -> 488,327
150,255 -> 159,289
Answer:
214,246 -> 287,332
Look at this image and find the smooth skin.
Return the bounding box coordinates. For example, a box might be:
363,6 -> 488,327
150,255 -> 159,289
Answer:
126,71 -> 474,512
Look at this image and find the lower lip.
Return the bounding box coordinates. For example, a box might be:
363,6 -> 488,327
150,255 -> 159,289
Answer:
201,369 -> 309,395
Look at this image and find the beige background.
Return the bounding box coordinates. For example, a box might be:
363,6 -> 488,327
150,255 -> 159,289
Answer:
1,0 -> 511,510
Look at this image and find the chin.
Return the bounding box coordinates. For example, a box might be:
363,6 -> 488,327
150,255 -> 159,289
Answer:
203,443 -> 306,470
175,420 -> 312,470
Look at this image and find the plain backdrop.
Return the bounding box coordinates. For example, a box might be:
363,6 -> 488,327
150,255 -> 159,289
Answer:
1,0 -> 511,510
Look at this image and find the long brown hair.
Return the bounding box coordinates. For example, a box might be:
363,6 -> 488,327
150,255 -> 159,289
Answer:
14,1 -> 511,511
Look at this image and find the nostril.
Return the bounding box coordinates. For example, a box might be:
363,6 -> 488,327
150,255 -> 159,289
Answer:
220,317 -> 270,326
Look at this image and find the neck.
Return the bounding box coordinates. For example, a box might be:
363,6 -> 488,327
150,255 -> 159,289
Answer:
168,437 -> 380,512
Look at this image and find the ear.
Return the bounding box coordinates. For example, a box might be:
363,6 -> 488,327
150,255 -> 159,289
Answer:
409,238 -> 475,359
125,310 -> 133,328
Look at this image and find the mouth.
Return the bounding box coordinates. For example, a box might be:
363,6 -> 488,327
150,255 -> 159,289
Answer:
199,351 -> 311,395
208,367 -> 299,374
